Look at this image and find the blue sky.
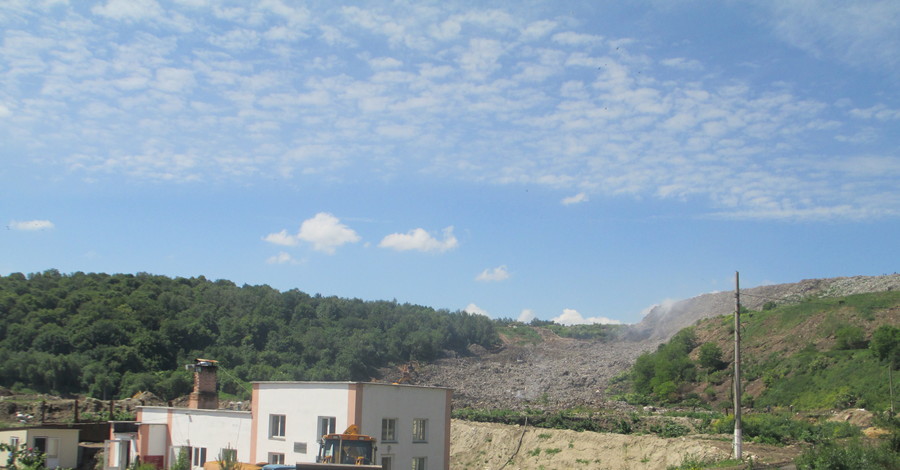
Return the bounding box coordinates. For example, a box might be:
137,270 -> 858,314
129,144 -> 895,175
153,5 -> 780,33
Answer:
2,1 -> 899,325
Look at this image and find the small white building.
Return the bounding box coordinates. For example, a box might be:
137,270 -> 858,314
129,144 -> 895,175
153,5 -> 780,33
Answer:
0,425 -> 81,469
124,361 -> 452,470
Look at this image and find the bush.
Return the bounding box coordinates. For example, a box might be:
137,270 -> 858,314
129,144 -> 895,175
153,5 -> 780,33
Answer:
710,413 -> 859,445
795,439 -> 900,469
698,342 -> 726,372
650,421 -> 690,438
834,326 -> 866,350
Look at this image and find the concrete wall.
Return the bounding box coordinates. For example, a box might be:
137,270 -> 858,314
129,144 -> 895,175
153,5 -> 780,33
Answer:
0,430 -> 28,466
254,382 -> 451,470
138,407 -> 252,468
251,382 -> 352,464
0,428 -> 80,469
358,383 -> 451,470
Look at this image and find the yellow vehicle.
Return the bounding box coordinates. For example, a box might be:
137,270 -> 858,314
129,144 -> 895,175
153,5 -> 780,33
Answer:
312,424 -> 381,470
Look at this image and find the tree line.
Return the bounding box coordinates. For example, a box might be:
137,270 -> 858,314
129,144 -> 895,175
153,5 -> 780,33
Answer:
0,270 -> 499,400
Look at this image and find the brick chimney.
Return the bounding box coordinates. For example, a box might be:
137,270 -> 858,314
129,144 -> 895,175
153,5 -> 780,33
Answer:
188,358 -> 219,410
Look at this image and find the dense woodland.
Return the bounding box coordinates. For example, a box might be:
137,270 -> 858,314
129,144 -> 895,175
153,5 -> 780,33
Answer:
0,270 -> 499,400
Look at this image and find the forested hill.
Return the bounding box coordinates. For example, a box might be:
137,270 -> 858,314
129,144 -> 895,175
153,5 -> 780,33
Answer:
0,270 -> 499,400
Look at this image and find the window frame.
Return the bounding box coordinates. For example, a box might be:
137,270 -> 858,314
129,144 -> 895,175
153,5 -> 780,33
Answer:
412,418 -> 428,443
268,453 -> 285,465
191,447 -> 207,468
33,437 -> 60,459
317,416 -> 336,439
269,414 -> 286,439
412,456 -> 426,470
381,418 -> 397,443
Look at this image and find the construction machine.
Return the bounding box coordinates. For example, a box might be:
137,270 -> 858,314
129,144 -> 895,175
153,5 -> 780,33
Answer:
290,425 -> 380,469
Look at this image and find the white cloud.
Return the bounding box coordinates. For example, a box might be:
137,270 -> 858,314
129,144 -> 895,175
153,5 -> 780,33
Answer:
561,192 -> 588,205
464,303 -> 489,316
262,229 -> 298,246
266,251 -> 296,264
3,2 -> 897,221
850,104 -> 900,121
660,57 -> 703,71
552,308 -> 622,325
517,309 -> 536,323
476,265 -> 510,282
92,0 -> 162,21
297,213 -> 361,254
379,226 -> 458,253
264,213 -> 360,254
768,0 -> 900,69
458,38 -> 504,80
10,220 -> 55,231
552,31 -> 603,46
154,68 -> 196,93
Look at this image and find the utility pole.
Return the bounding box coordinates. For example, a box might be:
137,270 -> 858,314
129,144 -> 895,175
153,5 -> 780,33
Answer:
733,271 -> 742,460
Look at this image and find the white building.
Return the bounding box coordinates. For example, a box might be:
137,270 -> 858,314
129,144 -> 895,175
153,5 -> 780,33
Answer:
252,381 -> 451,470
0,425 -> 80,469
122,362 -> 452,470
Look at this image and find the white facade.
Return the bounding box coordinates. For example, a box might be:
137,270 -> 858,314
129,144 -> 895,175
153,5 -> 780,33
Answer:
133,382 -> 451,470
135,407 -> 253,469
251,382 -> 451,470
356,383 -> 450,470
0,427 -> 80,470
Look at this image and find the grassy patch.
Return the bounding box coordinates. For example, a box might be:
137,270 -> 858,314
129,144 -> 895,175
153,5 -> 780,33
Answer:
711,413 -> 859,445
497,324 -> 542,344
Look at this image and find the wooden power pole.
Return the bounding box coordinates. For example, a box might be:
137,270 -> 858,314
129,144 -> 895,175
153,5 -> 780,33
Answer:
733,271 -> 743,460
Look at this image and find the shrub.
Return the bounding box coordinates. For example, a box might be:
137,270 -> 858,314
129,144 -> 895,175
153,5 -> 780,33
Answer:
834,326 -> 866,350
698,342 -> 726,372
712,413 -> 860,445
650,421 -> 690,438
795,439 -> 900,469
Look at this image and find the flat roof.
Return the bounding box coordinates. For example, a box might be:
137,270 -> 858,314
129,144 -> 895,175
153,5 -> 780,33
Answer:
251,381 -> 452,391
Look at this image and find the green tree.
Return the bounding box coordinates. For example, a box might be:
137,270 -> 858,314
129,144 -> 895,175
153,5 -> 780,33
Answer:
698,342 -> 726,372
871,325 -> 900,367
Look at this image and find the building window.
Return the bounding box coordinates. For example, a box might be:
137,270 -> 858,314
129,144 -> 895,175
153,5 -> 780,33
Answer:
412,418 -> 427,442
9,437 -> 19,448
380,456 -> 392,470
412,457 -> 426,470
191,447 -> 207,468
381,418 -> 397,442
268,453 -> 285,465
317,416 -> 336,438
33,438 -> 59,459
269,414 -> 286,438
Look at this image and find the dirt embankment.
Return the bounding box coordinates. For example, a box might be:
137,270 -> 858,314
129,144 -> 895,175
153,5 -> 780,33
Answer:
450,420 -> 801,470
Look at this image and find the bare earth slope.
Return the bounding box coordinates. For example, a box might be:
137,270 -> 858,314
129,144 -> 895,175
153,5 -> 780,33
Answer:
450,420 -> 800,470
393,274 -> 900,411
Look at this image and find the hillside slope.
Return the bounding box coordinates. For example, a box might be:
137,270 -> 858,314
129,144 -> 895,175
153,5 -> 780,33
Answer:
629,274 -> 900,341
407,274 -> 900,411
